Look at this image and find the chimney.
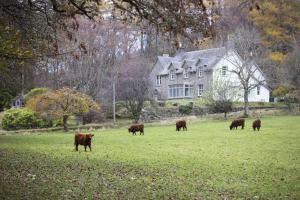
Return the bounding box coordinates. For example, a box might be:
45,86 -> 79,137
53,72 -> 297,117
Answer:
175,47 -> 185,56
225,34 -> 234,50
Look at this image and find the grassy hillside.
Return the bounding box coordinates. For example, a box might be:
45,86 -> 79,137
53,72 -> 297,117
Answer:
0,116 -> 299,199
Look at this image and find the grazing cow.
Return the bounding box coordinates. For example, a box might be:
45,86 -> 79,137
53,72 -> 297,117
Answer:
176,120 -> 187,131
252,119 -> 261,131
128,124 -> 144,135
229,119 -> 245,130
74,133 -> 94,151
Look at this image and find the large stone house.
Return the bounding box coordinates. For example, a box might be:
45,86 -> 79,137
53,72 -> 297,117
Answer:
149,47 -> 270,102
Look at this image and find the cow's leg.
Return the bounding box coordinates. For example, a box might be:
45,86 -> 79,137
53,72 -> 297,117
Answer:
258,127 -> 260,131
75,143 -> 79,151
84,145 -> 87,152
88,144 -> 92,151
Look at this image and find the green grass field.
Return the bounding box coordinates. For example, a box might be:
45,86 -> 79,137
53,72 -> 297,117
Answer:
0,116 -> 299,199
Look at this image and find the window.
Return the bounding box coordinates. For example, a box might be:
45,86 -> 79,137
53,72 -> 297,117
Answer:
168,84 -> 183,98
156,75 -> 161,86
168,84 -> 193,98
222,66 -> 227,76
184,84 -> 194,97
170,70 -> 175,80
183,69 -> 189,78
198,84 -> 204,96
198,66 -> 203,77
257,85 -> 260,95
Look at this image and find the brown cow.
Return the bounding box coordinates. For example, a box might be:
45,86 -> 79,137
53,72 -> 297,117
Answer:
229,119 -> 245,130
176,120 -> 187,131
74,133 -> 94,151
252,119 -> 261,131
128,124 -> 144,135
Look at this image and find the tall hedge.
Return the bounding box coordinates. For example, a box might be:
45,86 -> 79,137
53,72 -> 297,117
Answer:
1,108 -> 52,130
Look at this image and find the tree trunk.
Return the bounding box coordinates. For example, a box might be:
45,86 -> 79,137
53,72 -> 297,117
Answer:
224,112 -> 227,120
134,111 -> 140,123
243,90 -> 249,117
63,115 -> 68,132
113,82 -> 116,123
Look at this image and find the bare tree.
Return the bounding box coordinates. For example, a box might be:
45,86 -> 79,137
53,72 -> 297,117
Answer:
225,27 -> 266,116
203,77 -> 239,119
117,55 -> 151,123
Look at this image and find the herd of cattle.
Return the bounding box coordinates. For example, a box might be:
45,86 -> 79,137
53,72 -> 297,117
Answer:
74,118 -> 261,151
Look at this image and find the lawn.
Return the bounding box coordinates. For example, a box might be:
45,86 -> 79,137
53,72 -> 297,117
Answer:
0,116 -> 299,200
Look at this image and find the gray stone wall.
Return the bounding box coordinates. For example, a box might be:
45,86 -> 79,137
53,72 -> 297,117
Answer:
153,69 -> 213,100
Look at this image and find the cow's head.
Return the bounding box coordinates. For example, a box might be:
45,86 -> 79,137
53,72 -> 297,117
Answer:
229,123 -> 233,130
85,134 -> 94,141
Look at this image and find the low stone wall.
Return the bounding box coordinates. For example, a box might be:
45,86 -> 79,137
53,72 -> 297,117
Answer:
0,124 -> 106,135
140,105 -> 288,121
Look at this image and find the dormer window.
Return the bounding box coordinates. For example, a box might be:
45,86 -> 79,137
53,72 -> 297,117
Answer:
198,66 -> 203,77
222,66 -> 227,76
170,70 -> 175,80
183,69 -> 189,79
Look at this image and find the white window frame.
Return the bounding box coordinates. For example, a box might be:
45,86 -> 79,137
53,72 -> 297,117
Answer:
183,69 -> 189,79
257,85 -> 260,95
168,84 -> 184,98
198,84 -> 204,97
198,66 -> 203,77
168,84 -> 193,98
156,75 -> 161,86
184,84 -> 193,97
170,70 -> 175,80
222,66 -> 227,76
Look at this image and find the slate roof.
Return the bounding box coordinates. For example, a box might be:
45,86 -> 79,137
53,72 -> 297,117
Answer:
157,47 -> 227,75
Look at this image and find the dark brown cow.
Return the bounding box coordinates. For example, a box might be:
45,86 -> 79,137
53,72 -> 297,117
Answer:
229,119 -> 245,130
176,120 -> 187,131
128,124 -> 144,135
252,119 -> 261,131
74,133 -> 94,151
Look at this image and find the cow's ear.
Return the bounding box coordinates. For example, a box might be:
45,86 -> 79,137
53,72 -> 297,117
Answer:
91,134 -> 94,137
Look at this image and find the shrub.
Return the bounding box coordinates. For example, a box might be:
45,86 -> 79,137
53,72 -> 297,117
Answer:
103,102 -> 131,119
24,88 -> 49,103
53,119 -> 63,127
206,100 -> 233,119
193,106 -> 205,116
1,108 -> 52,130
178,103 -> 193,115
83,109 -> 104,124
0,90 -> 13,111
